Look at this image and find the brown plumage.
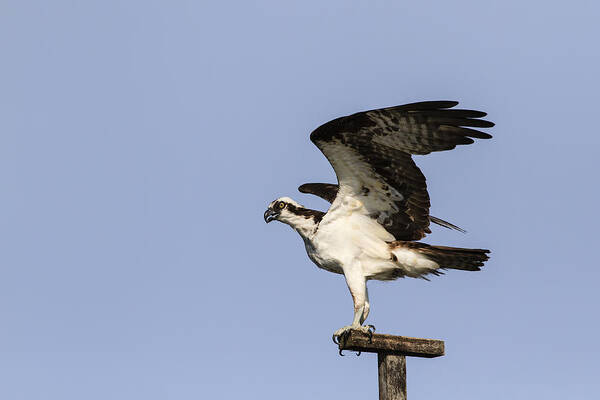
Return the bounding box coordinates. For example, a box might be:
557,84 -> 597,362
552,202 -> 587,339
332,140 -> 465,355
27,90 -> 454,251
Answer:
299,182 -> 467,233
298,183 -> 338,203
389,241 -> 490,272
308,100 -> 493,241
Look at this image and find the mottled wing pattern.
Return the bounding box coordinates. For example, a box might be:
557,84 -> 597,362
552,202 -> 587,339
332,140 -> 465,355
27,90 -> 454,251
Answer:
299,182 -> 466,233
309,101 -> 493,241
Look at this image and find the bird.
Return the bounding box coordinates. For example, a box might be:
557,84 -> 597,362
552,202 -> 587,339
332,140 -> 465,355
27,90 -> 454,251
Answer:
264,100 -> 492,344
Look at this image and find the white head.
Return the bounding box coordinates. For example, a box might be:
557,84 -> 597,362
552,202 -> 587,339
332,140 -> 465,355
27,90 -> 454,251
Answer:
264,196 -> 324,238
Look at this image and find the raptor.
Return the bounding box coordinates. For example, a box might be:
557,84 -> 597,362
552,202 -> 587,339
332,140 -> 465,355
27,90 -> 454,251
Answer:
264,101 -> 492,343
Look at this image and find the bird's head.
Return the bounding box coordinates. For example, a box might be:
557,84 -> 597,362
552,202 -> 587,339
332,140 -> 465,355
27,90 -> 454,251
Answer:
263,197 -> 304,224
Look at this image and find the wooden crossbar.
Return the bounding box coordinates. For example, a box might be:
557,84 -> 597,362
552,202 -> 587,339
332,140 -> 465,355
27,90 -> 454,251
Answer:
337,330 -> 445,400
338,331 -> 444,357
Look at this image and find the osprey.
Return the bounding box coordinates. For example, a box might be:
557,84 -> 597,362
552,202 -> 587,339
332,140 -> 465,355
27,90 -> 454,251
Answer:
264,101 -> 492,343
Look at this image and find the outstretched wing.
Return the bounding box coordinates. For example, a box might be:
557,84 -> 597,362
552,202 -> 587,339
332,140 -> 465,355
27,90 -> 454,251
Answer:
299,182 -> 466,233
309,101 -> 493,240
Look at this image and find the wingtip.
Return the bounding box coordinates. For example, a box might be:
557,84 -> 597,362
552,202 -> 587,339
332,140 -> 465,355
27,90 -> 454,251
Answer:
398,100 -> 460,110
441,100 -> 460,108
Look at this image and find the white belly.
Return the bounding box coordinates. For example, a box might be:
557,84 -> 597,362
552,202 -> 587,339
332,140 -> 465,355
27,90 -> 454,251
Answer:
303,201 -> 441,280
305,210 -> 397,278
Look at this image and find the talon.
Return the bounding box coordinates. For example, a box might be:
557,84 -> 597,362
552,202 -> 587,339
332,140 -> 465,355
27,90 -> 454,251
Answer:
339,348 -> 344,356
366,325 -> 375,343
356,351 -> 361,356
332,326 -> 354,352
337,332 -> 348,347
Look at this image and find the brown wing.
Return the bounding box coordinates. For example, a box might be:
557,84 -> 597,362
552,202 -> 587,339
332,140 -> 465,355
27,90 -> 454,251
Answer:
299,182 -> 466,233
298,183 -> 338,203
310,101 -> 492,240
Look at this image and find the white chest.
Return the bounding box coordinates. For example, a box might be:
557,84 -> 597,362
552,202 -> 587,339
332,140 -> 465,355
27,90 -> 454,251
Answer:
303,211 -> 393,275
303,237 -> 344,274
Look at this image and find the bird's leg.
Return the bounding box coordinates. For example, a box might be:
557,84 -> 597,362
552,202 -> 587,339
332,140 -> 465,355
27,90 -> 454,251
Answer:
359,285 -> 371,325
333,268 -> 375,346
360,287 -> 375,341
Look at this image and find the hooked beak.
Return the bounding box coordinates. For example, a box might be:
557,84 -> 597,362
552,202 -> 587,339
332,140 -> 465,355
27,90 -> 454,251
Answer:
264,208 -> 279,223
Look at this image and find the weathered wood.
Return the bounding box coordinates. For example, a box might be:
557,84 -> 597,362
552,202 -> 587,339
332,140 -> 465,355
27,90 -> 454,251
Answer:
378,353 -> 406,400
338,330 -> 445,358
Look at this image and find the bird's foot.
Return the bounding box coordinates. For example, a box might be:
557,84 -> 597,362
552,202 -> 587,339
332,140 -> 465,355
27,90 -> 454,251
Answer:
332,324 -> 376,347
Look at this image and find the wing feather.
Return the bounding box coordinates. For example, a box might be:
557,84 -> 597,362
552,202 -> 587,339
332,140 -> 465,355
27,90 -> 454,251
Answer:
298,183 -> 338,203
299,182 -> 466,233
309,101 -> 492,240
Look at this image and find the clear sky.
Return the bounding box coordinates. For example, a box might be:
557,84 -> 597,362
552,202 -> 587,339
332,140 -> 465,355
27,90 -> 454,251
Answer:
2,1 -> 599,399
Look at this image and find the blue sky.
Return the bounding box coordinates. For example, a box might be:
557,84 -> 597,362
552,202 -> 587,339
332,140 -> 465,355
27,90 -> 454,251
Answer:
2,1 -> 599,399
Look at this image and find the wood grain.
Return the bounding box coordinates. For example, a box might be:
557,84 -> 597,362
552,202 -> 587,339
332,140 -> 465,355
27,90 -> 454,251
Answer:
338,330 -> 444,358
378,353 -> 407,400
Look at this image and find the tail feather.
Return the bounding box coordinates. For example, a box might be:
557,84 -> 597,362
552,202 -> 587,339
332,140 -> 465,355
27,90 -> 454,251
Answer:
389,241 -> 490,272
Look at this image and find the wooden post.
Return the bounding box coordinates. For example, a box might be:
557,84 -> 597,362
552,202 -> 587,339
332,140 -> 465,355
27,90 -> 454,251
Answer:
337,331 -> 444,400
378,352 -> 406,400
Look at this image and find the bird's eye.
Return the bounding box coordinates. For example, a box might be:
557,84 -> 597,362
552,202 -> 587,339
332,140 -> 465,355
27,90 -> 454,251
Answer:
278,202 -> 285,209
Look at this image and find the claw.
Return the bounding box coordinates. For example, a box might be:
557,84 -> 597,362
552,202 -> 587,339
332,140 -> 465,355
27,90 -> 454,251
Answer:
333,329 -> 351,350
367,325 -> 375,343
339,348 -> 345,356
356,351 -> 361,356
